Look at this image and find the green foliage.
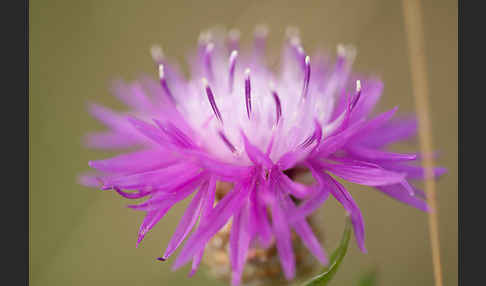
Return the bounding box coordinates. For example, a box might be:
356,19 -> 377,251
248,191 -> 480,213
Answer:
302,216 -> 352,286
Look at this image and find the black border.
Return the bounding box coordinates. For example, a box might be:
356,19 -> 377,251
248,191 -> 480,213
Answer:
459,0 -> 484,285
3,0 -> 28,284
1,0 -> 468,284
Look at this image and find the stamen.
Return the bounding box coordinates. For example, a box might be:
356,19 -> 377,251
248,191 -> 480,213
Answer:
198,31 -> 213,49
228,50 -> 238,93
299,121 -> 321,149
244,68 -> 252,119
218,131 -> 237,153
302,56 -> 311,99
254,24 -> 269,56
150,45 -> 164,64
293,43 -> 305,64
155,120 -> 193,148
336,44 -> 357,70
350,80 -> 362,110
227,29 -> 240,53
300,133 -> 316,149
270,84 -> 282,125
285,26 -> 300,40
204,43 -> 215,82
159,64 -> 175,103
202,78 -> 223,123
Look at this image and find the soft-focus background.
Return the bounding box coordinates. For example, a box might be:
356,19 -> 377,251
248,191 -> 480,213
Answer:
30,0 -> 457,285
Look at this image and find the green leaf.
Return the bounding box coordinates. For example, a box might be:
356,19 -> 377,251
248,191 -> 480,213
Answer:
302,216 -> 352,286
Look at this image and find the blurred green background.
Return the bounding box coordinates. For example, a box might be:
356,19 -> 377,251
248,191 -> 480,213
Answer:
29,0 -> 457,285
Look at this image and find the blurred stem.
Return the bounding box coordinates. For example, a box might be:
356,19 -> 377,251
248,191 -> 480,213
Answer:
401,1 -> 443,286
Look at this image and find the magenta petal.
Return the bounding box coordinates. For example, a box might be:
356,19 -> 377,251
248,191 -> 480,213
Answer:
127,174 -> 205,212
346,145 -> 417,162
376,184 -> 429,211
89,149 -> 177,174
230,202 -> 251,286
77,173 -> 103,188
127,116 -> 168,146
360,116 -> 417,147
380,162 -> 447,180
253,185 -> 273,247
84,131 -> 141,149
184,150 -> 252,180
88,103 -> 129,130
111,81 -> 154,112
318,160 -> 406,187
308,163 -> 366,252
189,177 -> 216,276
173,183 -> 251,270
288,186 -> 330,224
350,107 -> 398,142
137,205 -> 174,247
241,131 -> 273,168
349,78 -> 383,121
163,182 -> 207,260
318,119 -> 365,158
115,187 -> 152,199
280,194 -> 327,265
101,163 -> 200,190
278,171 -> 314,199
269,193 -> 295,280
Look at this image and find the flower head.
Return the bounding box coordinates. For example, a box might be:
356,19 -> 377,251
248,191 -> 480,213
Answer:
81,26 -> 445,285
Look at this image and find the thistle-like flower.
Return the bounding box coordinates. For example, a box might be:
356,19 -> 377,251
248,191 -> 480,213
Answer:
80,26 -> 445,286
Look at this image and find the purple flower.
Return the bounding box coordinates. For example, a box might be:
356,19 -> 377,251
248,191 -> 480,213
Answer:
80,27 -> 445,285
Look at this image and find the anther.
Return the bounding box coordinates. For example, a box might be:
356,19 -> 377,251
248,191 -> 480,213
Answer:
227,29 -> 240,53
244,68 -> 252,119
204,43 -> 215,82
270,84 -> 282,125
150,45 -> 164,64
159,64 -> 175,103
254,24 -> 269,56
302,56 -> 311,99
228,50 -> 238,93
218,131 -> 237,153
350,80 -> 362,110
202,78 -> 223,123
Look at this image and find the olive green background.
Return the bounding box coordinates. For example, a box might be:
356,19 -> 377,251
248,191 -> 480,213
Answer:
30,0 -> 457,285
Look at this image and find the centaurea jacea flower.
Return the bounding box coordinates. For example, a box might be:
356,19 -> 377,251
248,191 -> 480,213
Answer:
81,27 -> 445,286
